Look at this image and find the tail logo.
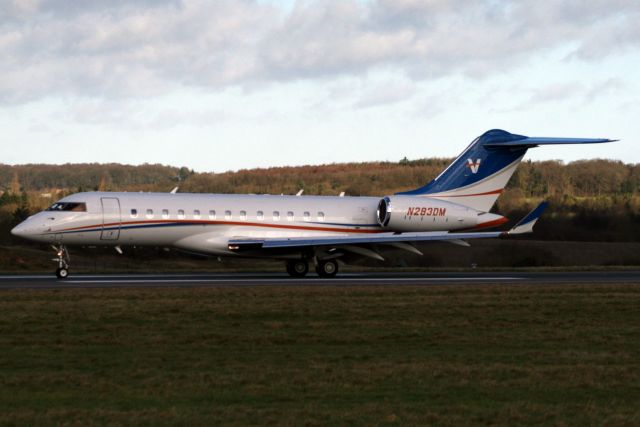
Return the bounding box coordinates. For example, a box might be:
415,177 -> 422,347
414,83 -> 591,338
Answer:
466,158 -> 481,174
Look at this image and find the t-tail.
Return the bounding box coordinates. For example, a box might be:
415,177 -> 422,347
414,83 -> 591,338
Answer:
397,129 -> 615,212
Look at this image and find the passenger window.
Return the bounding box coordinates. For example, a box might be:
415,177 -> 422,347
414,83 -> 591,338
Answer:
130,209 -> 138,218
178,209 -> 185,219
273,211 -> 280,221
194,210 -> 201,219
225,210 -> 232,220
209,210 -> 216,220
162,209 -> 169,219
303,211 -> 310,221
287,211 -> 294,221
317,212 -> 325,221
257,211 -> 264,220
240,210 -> 247,220
146,209 -> 154,219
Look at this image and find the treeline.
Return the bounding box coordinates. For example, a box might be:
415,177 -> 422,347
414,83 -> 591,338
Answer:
2,158 -> 638,200
178,158 -> 640,199
180,159 -> 452,196
1,158 -> 639,242
0,163 -> 192,193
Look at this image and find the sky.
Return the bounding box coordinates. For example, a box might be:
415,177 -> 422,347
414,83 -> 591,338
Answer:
0,0 -> 638,172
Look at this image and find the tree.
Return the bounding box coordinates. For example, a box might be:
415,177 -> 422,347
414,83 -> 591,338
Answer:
9,172 -> 20,194
7,191 -> 31,224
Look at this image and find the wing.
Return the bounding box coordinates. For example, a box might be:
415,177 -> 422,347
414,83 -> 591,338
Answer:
228,202 -> 547,253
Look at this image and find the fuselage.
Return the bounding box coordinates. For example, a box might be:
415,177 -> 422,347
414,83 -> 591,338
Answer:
12,191 -> 497,256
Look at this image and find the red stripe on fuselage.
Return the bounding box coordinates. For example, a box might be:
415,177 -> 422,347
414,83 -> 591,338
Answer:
58,219 -> 385,234
475,217 -> 509,229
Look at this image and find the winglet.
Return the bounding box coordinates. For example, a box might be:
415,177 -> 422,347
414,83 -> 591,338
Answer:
508,201 -> 548,235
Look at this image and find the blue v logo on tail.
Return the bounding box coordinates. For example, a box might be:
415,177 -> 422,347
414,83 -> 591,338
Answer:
466,158 -> 481,174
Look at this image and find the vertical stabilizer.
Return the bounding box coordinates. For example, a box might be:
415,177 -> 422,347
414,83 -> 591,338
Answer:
396,129 -> 613,212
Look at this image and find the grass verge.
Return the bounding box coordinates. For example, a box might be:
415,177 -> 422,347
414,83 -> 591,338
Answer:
0,284 -> 639,425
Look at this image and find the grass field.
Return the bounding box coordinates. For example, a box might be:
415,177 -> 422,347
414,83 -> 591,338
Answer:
1,284 -> 639,426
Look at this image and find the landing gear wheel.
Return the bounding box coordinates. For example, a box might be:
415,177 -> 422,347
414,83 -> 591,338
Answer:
286,260 -> 309,277
56,267 -> 69,280
52,244 -> 71,279
316,260 -> 338,277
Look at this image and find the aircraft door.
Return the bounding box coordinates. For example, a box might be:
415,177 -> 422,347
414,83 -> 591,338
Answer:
101,197 -> 121,240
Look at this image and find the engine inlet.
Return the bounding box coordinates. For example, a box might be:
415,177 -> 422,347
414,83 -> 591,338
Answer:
377,197 -> 391,227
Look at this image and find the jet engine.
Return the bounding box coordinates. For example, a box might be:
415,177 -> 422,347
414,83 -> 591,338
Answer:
376,196 -> 506,232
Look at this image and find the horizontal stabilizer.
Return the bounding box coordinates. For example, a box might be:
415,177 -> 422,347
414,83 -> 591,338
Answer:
484,137 -> 616,147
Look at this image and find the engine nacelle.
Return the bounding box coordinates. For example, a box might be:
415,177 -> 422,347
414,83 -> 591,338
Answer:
376,196 -> 489,232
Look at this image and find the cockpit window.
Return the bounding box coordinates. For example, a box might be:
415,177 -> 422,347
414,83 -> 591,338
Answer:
47,202 -> 87,212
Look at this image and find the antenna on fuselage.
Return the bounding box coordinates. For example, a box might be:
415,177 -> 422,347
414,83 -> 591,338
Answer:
296,189 -> 304,196
170,187 -> 179,194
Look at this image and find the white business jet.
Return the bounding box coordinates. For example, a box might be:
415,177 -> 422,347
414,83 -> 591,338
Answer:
11,129 -> 613,278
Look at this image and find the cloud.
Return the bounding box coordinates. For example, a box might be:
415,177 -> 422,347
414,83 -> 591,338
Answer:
353,80 -> 415,109
526,83 -> 585,105
584,78 -> 626,102
1,0 -> 639,104
495,78 -> 628,112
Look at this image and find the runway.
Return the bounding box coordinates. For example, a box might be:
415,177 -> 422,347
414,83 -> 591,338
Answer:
1,270 -> 640,289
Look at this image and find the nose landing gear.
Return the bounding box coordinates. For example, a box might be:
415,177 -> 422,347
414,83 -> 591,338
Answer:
52,244 -> 70,279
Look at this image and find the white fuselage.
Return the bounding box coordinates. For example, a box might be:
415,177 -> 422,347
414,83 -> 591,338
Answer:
12,191 -> 496,257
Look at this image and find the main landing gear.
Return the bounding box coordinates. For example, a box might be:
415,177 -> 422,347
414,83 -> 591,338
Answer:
286,260 -> 309,277
316,260 -> 338,277
52,244 -> 70,279
285,259 -> 339,278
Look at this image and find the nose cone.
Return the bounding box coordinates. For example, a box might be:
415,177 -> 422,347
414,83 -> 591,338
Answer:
11,214 -> 51,242
476,212 -> 509,229
11,223 -> 27,238
11,219 -> 39,240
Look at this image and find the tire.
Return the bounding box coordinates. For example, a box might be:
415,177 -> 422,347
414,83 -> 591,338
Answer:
56,267 -> 69,279
286,260 -> 309,277
316,260 -> 338,277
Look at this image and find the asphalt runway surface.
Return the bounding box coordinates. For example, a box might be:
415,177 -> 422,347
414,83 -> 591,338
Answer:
1,271 -> 640,289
